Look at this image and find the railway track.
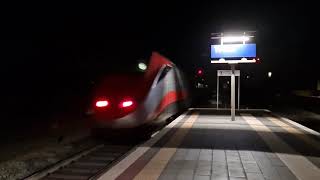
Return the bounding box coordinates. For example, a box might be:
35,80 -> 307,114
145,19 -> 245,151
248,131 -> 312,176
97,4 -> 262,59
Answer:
22,114 -> 172,180
23,143 -> 134,180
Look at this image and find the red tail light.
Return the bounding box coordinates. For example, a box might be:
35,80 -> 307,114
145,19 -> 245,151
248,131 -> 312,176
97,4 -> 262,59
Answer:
96,100 -> 109,107
120,100 -> 134,108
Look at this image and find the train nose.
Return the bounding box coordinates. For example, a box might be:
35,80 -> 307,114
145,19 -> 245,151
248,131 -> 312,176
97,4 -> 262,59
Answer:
94,97 -> 137,120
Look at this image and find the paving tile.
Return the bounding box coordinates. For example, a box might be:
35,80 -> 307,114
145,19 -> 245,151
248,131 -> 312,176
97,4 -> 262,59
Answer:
265,152 -> 278,159
252,150 -> 297,180
196,169 -> 211,176
246,172 -> 265,180
200,149 -> 212,155
227,156 -> 241,162
194,175 -> 211,180
211,172 -> 229,180
166,160 -> 185,169
239,152 -> 256,163
228,168 -> 246,178
276,166 -> 298,180
226,150 -> 239,156
241,158 -> 256,163
238,150 -> 251,156
213,156 -> 226,162
179,169 -> 194,174
251,153 -> 272,169
177,174 -> 193,180
269,158 -> 285,167
199,155 -> 212,161
229,178 -> 247,180
212,161 -> 227,167
198,160 -> 212,165
197,160 -> 212,170
212,168 -> 228,174
185,149 -> 201,161
173,149 -> 188,161
213,150 -> 226,161
183,160 -> 198,170
259,167 -> 281,180
227,162 -> 243,169
242,162 -> 261,173
212,163 -> 228,174
158,172 -> 177,180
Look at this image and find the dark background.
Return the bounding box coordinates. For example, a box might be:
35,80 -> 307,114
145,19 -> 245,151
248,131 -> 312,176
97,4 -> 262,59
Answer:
1,2 -> 319,130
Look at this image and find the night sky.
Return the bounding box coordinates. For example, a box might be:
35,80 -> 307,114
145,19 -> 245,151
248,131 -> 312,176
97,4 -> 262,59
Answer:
1,1 -> 319,121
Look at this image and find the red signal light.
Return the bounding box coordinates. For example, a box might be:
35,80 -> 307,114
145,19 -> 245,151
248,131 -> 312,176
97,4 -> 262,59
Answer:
256,58 -> 261,64
96,100 -> 109,107
197,68 -> 203,76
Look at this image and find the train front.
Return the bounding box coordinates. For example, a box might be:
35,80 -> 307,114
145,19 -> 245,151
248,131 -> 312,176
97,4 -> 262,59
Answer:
91,74 -> 148,129
89,52 -> 173,129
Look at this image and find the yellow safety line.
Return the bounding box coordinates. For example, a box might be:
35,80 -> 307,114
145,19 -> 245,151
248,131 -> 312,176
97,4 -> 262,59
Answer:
265,115 -> 320,151
133,112 -> 199,180
241,113 -> 320,180
97,112 -> 189,180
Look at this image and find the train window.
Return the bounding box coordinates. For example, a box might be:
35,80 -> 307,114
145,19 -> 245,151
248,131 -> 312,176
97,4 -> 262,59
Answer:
157,66 -> 172,84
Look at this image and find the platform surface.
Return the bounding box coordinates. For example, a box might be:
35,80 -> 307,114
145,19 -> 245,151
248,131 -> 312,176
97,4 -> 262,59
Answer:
97,109 -> 320,180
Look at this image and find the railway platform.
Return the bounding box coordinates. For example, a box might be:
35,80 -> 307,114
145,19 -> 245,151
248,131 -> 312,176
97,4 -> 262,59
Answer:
97,108 -> 320,180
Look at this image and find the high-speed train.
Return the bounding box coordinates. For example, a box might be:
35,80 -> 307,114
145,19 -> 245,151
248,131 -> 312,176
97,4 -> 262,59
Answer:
88,52 -> 190,133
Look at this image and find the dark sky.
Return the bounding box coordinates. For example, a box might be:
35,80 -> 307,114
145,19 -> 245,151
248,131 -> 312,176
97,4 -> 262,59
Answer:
3,2 -> 318,70
1,1 -> 319,117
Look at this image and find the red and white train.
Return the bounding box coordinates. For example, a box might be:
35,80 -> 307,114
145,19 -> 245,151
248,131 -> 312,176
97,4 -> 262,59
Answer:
89,52 -> 190,134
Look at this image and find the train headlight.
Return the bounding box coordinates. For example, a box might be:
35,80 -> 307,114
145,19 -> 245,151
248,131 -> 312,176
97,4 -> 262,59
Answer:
120,99 -> 134,108
138,63 -> 147,71
96,100 -> 109,107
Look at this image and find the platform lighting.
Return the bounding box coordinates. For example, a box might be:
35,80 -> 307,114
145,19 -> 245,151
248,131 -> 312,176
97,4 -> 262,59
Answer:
268,72 -> 272,78
222,36 -> 250,43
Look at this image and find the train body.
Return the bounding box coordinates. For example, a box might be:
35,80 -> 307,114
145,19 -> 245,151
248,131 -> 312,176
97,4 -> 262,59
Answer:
89,52 -> 190,130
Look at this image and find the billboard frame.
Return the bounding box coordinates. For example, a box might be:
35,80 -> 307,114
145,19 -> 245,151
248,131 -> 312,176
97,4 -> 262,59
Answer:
210,32 -> 257,64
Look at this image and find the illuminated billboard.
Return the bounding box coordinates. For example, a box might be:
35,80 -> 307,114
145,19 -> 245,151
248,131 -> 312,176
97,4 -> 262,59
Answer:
211,43 -> 256,59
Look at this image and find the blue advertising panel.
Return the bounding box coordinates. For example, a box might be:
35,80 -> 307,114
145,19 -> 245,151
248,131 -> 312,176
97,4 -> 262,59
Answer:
211,43 -> 256,59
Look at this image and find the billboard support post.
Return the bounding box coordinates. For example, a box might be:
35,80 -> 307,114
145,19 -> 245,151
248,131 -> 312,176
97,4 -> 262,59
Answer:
216,70 -> 240,111
231,64 -> 236,121
238,75 -> 240,110
217,75 -> 219,109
